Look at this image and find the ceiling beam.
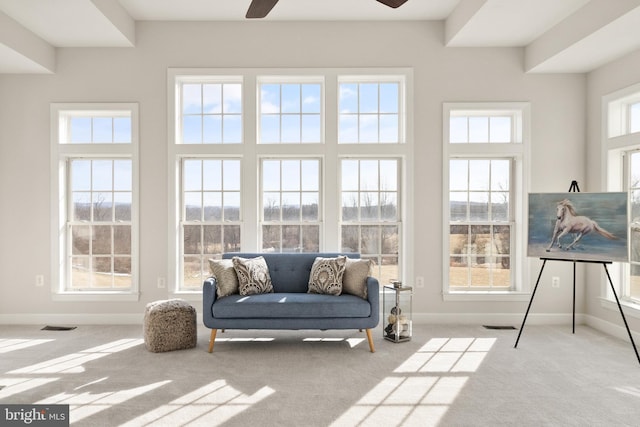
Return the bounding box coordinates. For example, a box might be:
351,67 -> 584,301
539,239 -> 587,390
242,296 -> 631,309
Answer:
526,0 -> 640,73
91,0 -> 135,46
444,0 -> 487,46
0,11 -> 55,73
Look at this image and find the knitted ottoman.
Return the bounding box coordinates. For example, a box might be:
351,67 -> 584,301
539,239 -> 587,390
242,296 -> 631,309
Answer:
144,299 -> 197,352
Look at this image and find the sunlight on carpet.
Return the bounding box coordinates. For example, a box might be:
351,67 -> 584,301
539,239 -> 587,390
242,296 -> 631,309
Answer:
330,337 -> 496,427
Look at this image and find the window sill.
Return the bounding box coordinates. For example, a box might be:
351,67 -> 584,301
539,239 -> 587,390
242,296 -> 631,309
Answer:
599,297 -> 640,319
443,291 -> 531,302
170,291 -> 201,302
52,292 -> 140,302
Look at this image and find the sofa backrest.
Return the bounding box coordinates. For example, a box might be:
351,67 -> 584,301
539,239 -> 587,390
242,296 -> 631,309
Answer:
222,252 -> 360,293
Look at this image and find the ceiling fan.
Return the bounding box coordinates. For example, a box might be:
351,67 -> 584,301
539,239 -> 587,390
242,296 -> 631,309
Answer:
246,0 -> 409,19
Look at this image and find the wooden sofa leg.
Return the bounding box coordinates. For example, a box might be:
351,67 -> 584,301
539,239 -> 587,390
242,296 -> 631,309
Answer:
208,329 -> 217,353
365,329 -> 375,353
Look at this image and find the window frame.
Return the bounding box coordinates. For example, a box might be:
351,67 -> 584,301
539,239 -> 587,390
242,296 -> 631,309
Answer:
442,102 -> 530,301
168,67 -> 413,296
603,82 -> 640,316
50,103 -> 140,301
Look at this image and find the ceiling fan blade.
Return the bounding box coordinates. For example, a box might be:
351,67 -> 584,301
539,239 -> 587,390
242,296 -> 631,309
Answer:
246,0 -> 280,19
376,0 -> 409,8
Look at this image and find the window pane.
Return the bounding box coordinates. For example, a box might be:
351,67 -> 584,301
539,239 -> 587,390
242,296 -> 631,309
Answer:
70,117 -> 91,143
469,117 -> 489,143
263,192 -> 280,220
223,115 -> 242,143
302,192 -> 318,220
490,117 -> 511,142
469,192 -> 489,221
113,160 -> 132,191
72,160 -> 91,191
92,160 -> 112,191
339,83 -> 358,113
261,115 -> 280,143
302,225 -> 320,252
282,192 -> 300,220
203,192 -> 222,221
263,160 -> 280,191
224,192 -> 240,221
450,192 -> 468,221
339,115 -> 358,143
491,192 -> 509,221
203,115 -> 222,143
113,117 -> 131,143
224,84 -> 242,114
469,160 -> 490,191
380,115 -> 398,143
224,224 -> 241,252
183,116 -> 202,143
184,192 -> 202,221
93,117 -> 112,143
183,160 -> 202,191
281,160 -> 300,191
449,159 -> 468,191
183,84 -> 202,114
490,160 -> 510,191
73,192 -> 91,221
282,225 -> 300,252
282,84 -> 300,113
203,84 -> 222,114
72,226 -> 91,255
114,225 -> 131,254
282,115 -> 301,143
262,225 -> 280,251
341,225 -> 359,252
93,192 -> 113,222
114,192 -> 131,221
380,83 -> 398,113
301,115 -> 321,143
360,84 -> 378,114
203,225 -> 221,254
202,160 -> 222,191
361,225 -> 379,255
359,115 -> 378,142
450,117 -> 468,143
302,84 -> 321,113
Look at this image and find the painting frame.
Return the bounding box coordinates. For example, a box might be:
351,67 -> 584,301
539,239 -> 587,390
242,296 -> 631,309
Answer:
527,192 -> 628,263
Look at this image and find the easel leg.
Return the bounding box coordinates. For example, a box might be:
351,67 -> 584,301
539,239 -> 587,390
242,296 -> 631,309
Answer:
573,261 -> 576,334
515,259 -> 547,348
603,264 -> 640,365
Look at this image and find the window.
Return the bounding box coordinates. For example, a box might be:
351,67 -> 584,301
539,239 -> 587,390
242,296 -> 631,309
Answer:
338,77 -> 404,144
179,78 -> 243,144
443,103 -> 528,296
169,68 -> 412,293
261,159 -> 320,252
605,83 -> 640,304
51,104 -> 138,300
341,159 -> 400,284
181,159 -> 242,289
258,79 -> 323,144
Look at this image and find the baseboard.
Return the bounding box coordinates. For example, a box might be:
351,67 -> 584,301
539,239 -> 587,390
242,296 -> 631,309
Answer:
584,314 -> 640,343
0,313 -> 144,325
0,312 -> 582,327
411,312 -> 584,326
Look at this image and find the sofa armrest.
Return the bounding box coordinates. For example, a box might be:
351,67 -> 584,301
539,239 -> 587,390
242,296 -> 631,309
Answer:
203,277 -> 218,321
366,276 -> 380,326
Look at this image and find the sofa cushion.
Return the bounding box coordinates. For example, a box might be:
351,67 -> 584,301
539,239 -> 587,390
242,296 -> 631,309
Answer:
208,258 -> 239,298
211,293 -> 371,319
308,256 -> 347,295
342,258 -> 373,299
232,256 -> 274,296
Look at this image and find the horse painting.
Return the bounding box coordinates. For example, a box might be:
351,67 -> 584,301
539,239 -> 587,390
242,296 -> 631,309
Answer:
546,199 -> 617,252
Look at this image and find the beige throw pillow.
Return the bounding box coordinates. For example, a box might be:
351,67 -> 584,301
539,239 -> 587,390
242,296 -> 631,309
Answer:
342,258 -> 373,299
208,259 -> 239,298
308,256 -> 347,296
232,256 -> 274,296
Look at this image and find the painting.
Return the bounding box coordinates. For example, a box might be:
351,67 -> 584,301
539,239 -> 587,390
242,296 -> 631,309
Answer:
528,192 -> 628,262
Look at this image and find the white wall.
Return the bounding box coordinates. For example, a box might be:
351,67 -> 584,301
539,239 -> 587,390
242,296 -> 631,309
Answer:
0,21 -> 588,325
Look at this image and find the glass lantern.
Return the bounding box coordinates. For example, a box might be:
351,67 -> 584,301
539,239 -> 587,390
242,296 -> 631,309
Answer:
383,282 -> 413,343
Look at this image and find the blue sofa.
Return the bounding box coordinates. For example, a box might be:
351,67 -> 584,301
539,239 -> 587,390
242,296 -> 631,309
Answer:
202,252 -> 380,352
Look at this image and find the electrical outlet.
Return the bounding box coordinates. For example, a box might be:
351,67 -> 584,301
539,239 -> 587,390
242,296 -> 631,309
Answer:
157,277 -> 166,289
35,275 -> 44,287
552,276 -> 560,288
416,276 -> 424,288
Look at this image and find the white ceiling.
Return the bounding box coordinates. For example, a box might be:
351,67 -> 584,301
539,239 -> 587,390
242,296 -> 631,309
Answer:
1,0 -> 639,74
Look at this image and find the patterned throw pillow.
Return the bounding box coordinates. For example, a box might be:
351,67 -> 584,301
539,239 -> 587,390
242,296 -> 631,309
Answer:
342,258 -> 373,299
208,259 -> 239,298
308,256 -> 347,296
232,256 -> 274,296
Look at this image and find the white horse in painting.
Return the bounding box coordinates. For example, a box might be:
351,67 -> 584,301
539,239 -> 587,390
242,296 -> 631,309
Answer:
546,199 -> 617,252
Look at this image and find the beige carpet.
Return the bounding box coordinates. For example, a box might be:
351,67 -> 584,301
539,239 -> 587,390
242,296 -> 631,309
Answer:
1,323 -> 639,426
